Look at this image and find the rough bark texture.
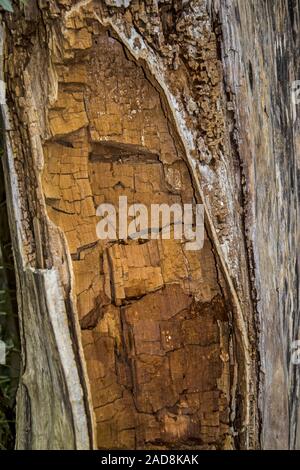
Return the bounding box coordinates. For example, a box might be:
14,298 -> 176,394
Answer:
0,0 -> 298,450
217,1 -> 300,449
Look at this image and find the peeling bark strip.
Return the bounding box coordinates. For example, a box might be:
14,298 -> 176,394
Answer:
15,268 -> 91,449
0,19 -> 95,450
2,0 -> 297,451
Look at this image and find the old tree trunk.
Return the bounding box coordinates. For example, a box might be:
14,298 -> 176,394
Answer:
0,0 -> 299,450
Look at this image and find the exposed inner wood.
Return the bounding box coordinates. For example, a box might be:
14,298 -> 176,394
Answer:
42,25 -> 234,449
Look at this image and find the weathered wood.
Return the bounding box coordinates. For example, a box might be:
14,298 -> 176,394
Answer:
0,0 -> 298,450
0,20 -> 95,449
216,0 -> 300,449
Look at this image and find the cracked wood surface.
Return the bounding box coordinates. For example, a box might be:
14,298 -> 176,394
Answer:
42,24 -> 233,449
2,0 -> 297,450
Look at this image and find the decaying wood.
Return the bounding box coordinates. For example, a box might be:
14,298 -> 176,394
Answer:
0,0 -> 298,450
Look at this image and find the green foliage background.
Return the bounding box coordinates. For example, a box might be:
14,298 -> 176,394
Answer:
0,0 -> 26,13
0,0 -> 14,13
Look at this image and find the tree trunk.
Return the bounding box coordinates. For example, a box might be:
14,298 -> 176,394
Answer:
0,0 -> 298,450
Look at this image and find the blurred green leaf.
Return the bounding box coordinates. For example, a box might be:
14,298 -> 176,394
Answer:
0,0 -> 13,13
